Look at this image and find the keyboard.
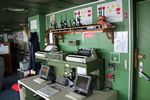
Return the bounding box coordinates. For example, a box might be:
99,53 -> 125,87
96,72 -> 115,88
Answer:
65,91 -> 86,100
33,77 -> 46,84
37,86 -> 59,97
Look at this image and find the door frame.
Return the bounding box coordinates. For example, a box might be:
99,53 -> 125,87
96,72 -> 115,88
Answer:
128,0 -> 134,100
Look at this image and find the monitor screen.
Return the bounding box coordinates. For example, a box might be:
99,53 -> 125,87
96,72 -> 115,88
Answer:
39,65 -> 50,79
73,74 -> 92,95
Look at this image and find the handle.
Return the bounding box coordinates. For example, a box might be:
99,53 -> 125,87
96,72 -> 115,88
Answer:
139,62 -> 150,81
139,71 -> 150,81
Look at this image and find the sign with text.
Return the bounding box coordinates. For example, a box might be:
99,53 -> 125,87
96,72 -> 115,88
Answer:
74,7 -> 93,25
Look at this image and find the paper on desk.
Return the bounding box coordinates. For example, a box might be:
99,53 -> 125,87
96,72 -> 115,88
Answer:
77,67 -> 87,75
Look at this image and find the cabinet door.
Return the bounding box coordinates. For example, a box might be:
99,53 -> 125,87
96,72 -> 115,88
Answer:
136,1 -> 150,100
19,86 -> 38,100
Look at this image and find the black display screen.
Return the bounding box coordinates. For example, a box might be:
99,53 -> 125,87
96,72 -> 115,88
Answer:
73,74 -> 92,95
76,76 -> 89,90
40,65 -> 50,79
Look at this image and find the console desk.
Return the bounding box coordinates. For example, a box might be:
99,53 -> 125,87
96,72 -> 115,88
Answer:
18,75 -> 117,100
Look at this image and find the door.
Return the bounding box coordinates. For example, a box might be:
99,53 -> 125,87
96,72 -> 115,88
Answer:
136,1 -> 150,100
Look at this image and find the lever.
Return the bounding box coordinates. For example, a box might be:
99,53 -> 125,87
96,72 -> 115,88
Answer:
139,62 -> 150,81
139,71 -> 150,81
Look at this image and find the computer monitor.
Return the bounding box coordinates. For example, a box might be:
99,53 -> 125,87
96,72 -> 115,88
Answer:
73,74 -> 93,96
39,65 -> 50,80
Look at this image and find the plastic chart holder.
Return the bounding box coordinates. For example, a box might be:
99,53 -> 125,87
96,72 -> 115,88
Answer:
33,77 -> 46,84
37,86 -> 59,97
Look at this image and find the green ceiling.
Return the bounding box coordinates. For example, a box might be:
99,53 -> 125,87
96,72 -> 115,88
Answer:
0,0 -> 97,31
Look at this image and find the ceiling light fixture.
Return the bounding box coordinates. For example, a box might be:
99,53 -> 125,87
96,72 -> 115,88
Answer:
3,28 -> 11,31
20,23 -> 28,26
26,0 -> 50,3
7,8 -> 25,12
2,7 -> 29,13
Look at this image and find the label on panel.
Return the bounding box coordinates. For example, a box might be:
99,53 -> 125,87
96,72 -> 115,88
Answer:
8,34 -> 13,39
17,31 -> 23,41
84,32 -> 95,39
74,7 -> 93,25
50,14 -> 55,27
114,31 -> 128,53
97,0 -> 123,22
77,67 -> 87,75
30,19 -> 37,30
3,33 -> 8,42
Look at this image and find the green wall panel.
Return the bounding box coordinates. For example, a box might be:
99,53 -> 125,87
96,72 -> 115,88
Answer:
45,0 -> 130,100
28,15 -> 46,50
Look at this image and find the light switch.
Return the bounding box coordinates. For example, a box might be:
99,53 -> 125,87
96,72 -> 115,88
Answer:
110,52 -> 120,63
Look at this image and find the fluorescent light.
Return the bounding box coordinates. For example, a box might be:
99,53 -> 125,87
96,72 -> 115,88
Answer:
2,7 -> 29,13
7,8 -> 25,12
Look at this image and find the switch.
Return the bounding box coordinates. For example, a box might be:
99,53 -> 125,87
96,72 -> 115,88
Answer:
112,74 -> 115,81
110,52 -> 120,63
108,63 -> 115,71
106,73 -> 115,82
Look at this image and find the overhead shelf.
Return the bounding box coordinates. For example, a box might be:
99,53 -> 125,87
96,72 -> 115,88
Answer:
50,25 -> 99,34
47,24 -> 115,43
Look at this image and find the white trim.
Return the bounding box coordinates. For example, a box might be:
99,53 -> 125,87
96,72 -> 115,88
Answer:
45,15 -> 48,30
138,0 -> 150,4
46,0 -> 105,17
128,0 -> 133,100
